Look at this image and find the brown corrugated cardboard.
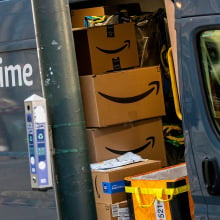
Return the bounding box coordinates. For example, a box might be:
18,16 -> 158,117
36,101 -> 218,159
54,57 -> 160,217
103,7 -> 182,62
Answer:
73,22 -> 139,75
71,6 -> 118,28
91,159 -> 161,204
80,66 -> 166,127
87,118 -> 167,167
96,201 -> 129,220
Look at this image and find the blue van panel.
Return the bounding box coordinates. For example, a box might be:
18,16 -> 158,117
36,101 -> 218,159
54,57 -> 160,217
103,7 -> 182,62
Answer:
0,0 -> 35,43
0,0 -> 92,218
0,0 -> 58,219
175,0 -> 220,19
0,39 -> 36,52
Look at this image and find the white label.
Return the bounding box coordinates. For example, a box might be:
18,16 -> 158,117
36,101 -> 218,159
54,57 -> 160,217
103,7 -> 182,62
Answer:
118,217 -> 131,220
112,204 -> 119,217
34,106 -> 46,123
112,205 -> 130,219
154,200 -> 166,220
40,178 -> 47,184
118,207 -> 130,217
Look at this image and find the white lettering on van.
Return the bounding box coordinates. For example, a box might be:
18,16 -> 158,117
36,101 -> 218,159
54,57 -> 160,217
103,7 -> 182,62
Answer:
0,57 -> 33,87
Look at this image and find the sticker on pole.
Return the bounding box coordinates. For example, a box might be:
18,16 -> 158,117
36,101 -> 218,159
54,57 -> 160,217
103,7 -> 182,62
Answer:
24,94 -> 53,190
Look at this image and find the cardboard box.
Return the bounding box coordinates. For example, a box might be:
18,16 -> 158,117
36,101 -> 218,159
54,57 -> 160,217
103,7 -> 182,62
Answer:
71,6 -> 118,28
73,22 -> 139,75
91,159 -> 161,204
87,118 -> 167,167
80,66 -> 166,127
96,201 -> 129,220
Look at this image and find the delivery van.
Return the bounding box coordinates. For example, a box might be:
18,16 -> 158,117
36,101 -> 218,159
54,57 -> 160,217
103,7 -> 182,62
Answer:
2,0 -> 220,219
173,0 -> 220,219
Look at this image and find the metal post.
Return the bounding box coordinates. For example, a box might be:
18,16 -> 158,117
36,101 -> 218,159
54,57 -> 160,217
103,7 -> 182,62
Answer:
31,0 -> 97,219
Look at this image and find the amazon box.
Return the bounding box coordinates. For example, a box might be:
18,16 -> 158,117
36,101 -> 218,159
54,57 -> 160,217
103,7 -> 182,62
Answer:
80,66 -> 166,127
73,22 -> 139,75
91,159 -> 161,204
87,118 -> 167,167
71,6 -> 118,28
96,200 -> 129,220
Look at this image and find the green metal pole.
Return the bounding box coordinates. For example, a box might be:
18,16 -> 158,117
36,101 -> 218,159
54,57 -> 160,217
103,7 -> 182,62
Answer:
31,0 -> 97,219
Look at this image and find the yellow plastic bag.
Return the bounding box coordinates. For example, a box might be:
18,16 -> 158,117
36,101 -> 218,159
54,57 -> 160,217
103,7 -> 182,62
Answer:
125,163 -> 194,220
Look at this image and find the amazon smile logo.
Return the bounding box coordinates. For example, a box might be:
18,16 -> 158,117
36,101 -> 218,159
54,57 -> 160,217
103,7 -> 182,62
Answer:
105,136 -> 155,155
96,40 -> 130,54
98,81 -> 160,104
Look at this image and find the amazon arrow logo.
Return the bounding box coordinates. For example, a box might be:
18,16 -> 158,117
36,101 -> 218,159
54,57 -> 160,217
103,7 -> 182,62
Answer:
98,81 -> 160,104
96,40 -> 130,54
94,175 -> 100,198
105,136 -> 155,155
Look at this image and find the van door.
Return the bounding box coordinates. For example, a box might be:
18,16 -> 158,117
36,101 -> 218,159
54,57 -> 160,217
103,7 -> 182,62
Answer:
175,0 -> 220,219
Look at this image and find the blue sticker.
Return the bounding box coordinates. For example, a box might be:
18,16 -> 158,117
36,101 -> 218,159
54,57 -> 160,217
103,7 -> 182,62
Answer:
36,129 -> 45,142
102,180 -> 125,194
29,144 -> 35,156
28,134 -> 34,145
27,114 -> 32,122
28,144 -> 36,174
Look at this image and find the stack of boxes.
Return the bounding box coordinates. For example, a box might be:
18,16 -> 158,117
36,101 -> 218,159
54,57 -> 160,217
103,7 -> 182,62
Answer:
72,6 -> 168,219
